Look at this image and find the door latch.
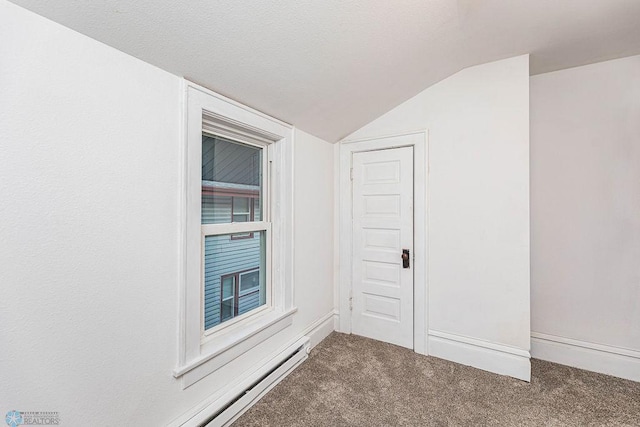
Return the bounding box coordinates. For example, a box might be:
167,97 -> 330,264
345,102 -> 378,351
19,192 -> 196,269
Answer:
402,249 -> 410,269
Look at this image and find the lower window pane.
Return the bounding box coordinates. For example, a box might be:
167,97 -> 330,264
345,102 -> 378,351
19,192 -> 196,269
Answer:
204,232 -> 266,331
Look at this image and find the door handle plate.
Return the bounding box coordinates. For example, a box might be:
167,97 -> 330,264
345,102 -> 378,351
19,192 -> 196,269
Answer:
402,249 -> 410,268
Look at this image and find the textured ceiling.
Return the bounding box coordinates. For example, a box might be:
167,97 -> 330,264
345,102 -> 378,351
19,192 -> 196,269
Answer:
10,0 -> 640,142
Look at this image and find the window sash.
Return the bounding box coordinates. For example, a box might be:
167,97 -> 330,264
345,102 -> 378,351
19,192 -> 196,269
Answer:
201,128 -> 269,225
200,223 -> 272,338
201,221 -> 269,237
199,135 -> 270,338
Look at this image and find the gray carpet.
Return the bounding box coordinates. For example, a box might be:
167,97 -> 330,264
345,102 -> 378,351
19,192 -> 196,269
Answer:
234,332 -> 640,426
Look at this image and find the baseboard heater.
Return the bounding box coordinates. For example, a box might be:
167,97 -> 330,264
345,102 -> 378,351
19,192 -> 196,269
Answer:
183,337 -> 311,427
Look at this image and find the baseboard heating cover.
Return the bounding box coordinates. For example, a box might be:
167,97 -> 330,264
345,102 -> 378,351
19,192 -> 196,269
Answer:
177,336 -> 310,427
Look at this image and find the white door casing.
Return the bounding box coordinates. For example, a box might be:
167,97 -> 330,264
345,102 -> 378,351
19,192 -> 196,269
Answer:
338,131 -> 428,355
351,146 -> 414,349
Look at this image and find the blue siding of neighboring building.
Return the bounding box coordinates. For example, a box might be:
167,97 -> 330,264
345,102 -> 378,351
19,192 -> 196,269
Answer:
202,195 -> 262,330
203,235 -> 261,329
237,291 -> 260,315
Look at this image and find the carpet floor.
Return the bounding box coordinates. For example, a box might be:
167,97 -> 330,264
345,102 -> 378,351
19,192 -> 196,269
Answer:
234,332 -> 640,426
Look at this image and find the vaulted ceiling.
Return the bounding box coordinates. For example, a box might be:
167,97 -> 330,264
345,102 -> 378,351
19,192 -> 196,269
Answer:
11,0 -> 640,142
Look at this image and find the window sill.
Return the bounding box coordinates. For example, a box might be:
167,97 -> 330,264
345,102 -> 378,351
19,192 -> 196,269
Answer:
174,307 -> 297,388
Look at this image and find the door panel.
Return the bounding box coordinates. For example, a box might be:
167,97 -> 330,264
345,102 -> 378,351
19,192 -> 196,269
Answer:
352,146 -> 414,349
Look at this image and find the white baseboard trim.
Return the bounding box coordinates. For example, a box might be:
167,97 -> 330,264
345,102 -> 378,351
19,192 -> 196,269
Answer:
531,332 -> 640,382
169,311 -> 335,427
305,311 -> 335,348
332,309 -> 341,332
428,330 -> 531,382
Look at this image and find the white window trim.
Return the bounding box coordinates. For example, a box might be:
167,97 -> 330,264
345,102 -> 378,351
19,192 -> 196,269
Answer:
175,80 -> 295,388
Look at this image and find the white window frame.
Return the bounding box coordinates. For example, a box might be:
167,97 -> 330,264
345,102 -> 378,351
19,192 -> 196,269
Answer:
174,80 -> 295,388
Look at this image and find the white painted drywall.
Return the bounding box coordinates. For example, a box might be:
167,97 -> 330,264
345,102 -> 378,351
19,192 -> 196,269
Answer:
347,55 -> 531,370
293,129 -> 335,341
0,2 -> 334,425
530,56 -> 640,354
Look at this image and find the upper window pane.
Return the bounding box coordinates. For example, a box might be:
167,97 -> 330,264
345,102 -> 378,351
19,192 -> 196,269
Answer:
202,135 -> 262,225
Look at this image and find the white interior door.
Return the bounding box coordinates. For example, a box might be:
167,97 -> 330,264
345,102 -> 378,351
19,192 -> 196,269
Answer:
351,146 -> 414,349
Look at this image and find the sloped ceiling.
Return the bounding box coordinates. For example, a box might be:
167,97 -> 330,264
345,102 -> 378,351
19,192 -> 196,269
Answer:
10,0 -> 640,142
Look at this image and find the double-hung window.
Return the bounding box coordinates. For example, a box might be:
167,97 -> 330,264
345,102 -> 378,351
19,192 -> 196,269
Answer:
175,81 -> 295,388
201,134 -> 268,331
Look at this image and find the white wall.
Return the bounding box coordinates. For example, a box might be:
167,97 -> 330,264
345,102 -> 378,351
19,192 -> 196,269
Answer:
530,55 -> 640,381
292,129 -> 335,347
0,2 -> 334,425
347,55 -> 531,380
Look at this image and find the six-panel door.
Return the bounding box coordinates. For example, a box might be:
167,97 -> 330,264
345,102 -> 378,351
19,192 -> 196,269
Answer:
351,146 -> 414,349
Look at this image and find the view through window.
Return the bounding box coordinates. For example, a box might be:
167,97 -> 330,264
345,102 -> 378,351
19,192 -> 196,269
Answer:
201,135 -> 266,330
